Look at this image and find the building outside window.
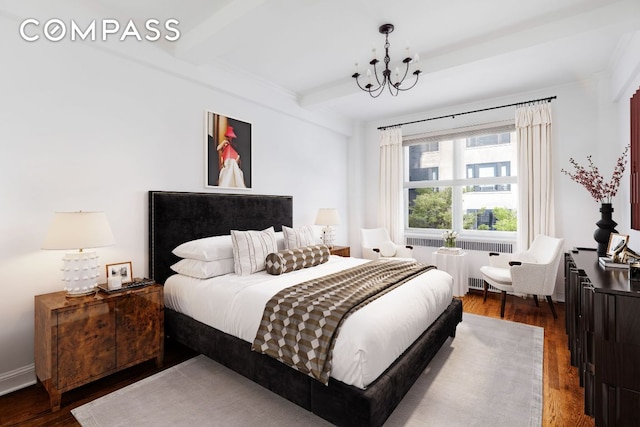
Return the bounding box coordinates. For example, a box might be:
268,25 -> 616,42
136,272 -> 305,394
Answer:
405,125 -> 517,235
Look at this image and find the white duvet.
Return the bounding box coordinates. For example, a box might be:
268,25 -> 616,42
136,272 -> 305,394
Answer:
164,256 -> 453,389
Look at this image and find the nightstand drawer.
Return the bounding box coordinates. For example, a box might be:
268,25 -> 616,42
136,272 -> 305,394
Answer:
116,290 -> 163,367
57,302 -> 117,389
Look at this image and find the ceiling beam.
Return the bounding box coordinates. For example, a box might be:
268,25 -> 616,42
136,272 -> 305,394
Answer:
173,0 -> 269,62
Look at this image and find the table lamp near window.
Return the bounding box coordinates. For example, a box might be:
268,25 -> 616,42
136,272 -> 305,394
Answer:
42,211 -> 115,297
315,208 -> 340,248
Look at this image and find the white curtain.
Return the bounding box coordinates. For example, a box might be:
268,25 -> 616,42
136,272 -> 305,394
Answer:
516,103 -> 555,250
378,127 -> 404,244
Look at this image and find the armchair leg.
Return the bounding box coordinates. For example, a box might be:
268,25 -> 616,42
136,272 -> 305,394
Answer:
483,281 -> 489,302
500,291 -> 507,318
546,296 -> 558,319
533,295 -> 540,307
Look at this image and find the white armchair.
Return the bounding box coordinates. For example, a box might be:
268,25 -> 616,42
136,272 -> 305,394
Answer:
360,228 -> 415,261
480,235 -> 564,318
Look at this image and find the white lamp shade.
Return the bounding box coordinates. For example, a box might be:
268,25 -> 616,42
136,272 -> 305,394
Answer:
315,208 -> 340,226
42,211 -> 115,250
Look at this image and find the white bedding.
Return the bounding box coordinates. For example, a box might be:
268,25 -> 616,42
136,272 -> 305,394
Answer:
164,256 -> 453,389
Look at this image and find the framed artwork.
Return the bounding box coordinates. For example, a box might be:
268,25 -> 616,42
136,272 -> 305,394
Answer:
607,233 -> 629,256
205,111 -> 252,189
106,261 -> 133,284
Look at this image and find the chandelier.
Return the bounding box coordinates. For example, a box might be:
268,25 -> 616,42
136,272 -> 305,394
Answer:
352,23 -> 421,98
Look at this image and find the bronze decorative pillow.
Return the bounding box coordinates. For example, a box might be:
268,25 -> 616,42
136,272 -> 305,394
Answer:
265,244 -> 330,275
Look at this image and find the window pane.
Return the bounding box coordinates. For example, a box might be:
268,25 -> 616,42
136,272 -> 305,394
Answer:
466,161 -> 512,192
408,187 -> 452,229
464,134 -> 516,179
462,184 -> 518,231
408,141 -> 451,182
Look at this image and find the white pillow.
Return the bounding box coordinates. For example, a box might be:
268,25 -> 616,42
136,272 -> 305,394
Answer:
170,258 -> 234,279
231,227 -> 278,276
379,241 -> 397,257
275,231 -> 285,251
172,235 -> 233,261
282,225 -> 315,249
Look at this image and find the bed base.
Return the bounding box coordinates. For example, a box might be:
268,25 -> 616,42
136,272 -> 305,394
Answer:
165,298 -> 462,427
149,191 -> 463,426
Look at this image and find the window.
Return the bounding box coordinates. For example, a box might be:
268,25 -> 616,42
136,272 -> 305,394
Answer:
466,162 -> 511,192
405,125 -> 517,234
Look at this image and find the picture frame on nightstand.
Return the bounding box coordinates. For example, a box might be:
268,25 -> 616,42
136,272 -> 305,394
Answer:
106,261 -> 133,284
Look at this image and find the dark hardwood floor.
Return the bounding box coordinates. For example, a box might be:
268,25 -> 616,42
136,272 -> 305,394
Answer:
0,291 -> 594,427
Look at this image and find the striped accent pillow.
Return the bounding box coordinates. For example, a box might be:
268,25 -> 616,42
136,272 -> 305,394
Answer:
282,225 -> 316,249
265,244 -> 330,275
231,227 -> 278,276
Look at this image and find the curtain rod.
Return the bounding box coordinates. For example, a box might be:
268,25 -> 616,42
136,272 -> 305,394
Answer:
377,95 -> 557,130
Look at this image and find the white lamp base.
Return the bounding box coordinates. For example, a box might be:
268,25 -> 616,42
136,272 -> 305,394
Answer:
61,250 -> 100,297
321,226 -> 335,248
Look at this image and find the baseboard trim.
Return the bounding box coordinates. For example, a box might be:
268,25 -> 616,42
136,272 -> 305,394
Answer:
0,364 -> 36,397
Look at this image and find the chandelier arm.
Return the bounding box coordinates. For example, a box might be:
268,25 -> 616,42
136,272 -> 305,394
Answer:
389,66 -> 409,89
372,62 -> 385,87
353,77 -> 371,92
394,62 -> 411,88
353,70 -> 385,93
355,75 -> 384,94
395,74 -> 421,92
370,86 -> 385,98
365,82 -> 385,98
387,81 -> 400,97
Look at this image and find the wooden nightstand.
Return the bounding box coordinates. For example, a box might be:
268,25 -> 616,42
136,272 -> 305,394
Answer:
330,246 -> 350,257
34,284 -> 164,411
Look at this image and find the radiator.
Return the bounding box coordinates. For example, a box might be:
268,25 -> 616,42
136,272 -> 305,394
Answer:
468,276 -> 501,292
405,237 -> 513,254
468,276 -> 485,291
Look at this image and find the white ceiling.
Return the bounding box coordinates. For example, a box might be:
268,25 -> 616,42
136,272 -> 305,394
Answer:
9,0 -> 640,121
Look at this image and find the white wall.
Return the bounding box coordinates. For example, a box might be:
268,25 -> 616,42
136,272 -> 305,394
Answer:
0,15 -> 351,394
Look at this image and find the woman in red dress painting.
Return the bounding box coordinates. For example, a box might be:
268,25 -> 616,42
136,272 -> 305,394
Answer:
216,126 -> 246,188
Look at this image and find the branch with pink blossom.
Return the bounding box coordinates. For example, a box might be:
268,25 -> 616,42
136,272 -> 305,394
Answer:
561,145 -> 629,203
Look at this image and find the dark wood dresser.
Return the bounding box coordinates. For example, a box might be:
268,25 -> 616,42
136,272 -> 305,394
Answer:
34,284 -> 164,411
565,249 -> 640,427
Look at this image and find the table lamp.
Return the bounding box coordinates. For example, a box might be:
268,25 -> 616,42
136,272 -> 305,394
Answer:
315,208 -> 340,248
42,211 -> 115,296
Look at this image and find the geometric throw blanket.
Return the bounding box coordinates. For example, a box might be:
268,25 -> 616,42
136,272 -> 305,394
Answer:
252,260 -> 434,384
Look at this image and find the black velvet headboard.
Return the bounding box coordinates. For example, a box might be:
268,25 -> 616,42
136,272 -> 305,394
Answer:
148,191 -> 293,285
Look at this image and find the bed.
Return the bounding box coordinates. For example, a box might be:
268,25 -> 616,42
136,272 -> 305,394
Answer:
148,191 -> 463,427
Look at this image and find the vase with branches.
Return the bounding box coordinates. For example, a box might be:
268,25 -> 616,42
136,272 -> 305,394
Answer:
561,146 -> 629,256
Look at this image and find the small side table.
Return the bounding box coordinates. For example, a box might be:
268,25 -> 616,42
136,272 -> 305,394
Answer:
330,246 -> 350,257
432,251 -> 469,297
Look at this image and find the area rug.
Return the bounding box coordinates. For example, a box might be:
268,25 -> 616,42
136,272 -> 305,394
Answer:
72,313 -> 543,426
